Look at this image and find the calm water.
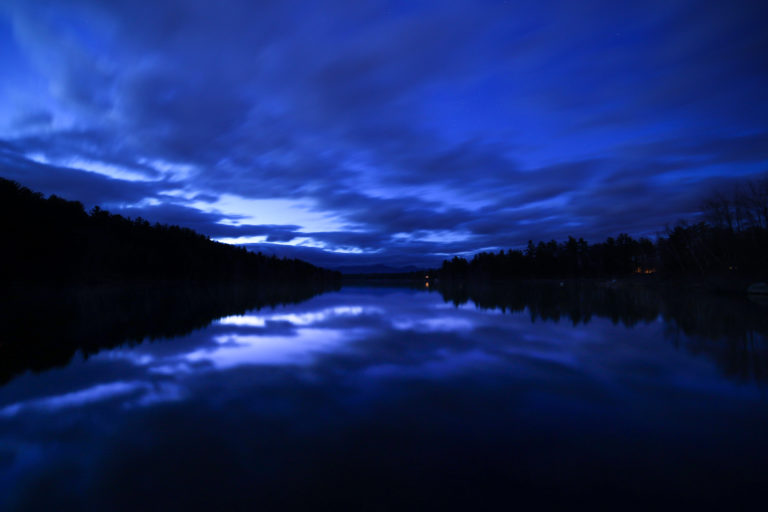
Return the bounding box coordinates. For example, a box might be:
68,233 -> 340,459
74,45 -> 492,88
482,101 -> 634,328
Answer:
1,283 -> 767,510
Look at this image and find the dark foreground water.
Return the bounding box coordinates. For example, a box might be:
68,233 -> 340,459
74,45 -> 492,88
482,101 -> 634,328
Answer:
1,282 -> 767,510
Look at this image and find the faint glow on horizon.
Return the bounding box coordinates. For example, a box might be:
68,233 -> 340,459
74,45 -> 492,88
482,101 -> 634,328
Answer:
213,235 -> 369,254
214,235 -> 270,245
192,193 -> 348,233
323,246 -> 365,254
279,236 -> 324,249
218,315 -> 267,327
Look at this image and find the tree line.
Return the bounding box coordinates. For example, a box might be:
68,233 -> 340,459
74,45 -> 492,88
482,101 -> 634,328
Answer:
436,175 -> 768,280
0,281 -> 337,385
434,280 -> 768,382
0,177 -> 340,285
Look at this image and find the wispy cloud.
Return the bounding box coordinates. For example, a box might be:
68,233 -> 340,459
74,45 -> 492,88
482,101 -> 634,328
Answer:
1,0 -> 766,266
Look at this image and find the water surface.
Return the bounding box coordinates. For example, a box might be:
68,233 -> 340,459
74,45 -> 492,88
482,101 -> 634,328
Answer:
1,283 -> 767,510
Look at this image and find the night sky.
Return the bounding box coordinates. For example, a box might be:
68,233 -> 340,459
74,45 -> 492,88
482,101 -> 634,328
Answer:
1,1 -> 767,269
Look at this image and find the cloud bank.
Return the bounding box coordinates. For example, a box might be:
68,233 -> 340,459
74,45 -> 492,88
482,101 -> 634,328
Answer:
1,0 -> 766,267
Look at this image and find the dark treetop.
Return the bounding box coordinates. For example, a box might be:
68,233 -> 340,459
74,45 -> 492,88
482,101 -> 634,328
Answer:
0,177 -> 340,285
436,175 -> 768,282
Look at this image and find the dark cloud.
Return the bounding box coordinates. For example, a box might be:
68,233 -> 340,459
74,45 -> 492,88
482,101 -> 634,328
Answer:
12,111 -> 53,129
7,131 -> 163,179
0,143 -> 158,207
1,0 -> 767,266
623,132 -> 768,165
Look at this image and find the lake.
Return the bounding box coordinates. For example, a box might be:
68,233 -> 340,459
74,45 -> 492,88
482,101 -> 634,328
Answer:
1,282 -> 767,510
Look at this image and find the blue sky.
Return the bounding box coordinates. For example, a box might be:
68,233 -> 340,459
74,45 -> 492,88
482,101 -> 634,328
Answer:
1,0 -> 767,268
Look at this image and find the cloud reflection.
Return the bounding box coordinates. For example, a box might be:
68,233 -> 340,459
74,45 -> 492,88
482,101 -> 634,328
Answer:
2,285 -> 765,423
188,329 -> 352,368
218,305 -> 374,328
2,286 -> 768,510
1,381 -> 147,417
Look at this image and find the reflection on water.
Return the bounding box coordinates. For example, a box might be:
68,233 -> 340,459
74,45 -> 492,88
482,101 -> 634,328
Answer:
436,280 -> 768,382
0,283 -> 767,510
0,282 -> 337,384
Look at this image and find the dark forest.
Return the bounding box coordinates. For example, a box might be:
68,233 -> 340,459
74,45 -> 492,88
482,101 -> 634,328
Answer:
0,177 -> 340,285
437,176 -> 768,282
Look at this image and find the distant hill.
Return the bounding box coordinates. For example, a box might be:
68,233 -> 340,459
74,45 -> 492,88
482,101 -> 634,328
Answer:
0,177 -> 340,285
335,264 -> 426,275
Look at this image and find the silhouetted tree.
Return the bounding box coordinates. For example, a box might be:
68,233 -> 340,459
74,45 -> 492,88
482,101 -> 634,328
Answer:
0,177 -> 340,285
435,173 -> 767,281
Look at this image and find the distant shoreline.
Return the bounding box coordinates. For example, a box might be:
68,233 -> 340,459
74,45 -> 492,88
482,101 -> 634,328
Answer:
342,272 -> 767,297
